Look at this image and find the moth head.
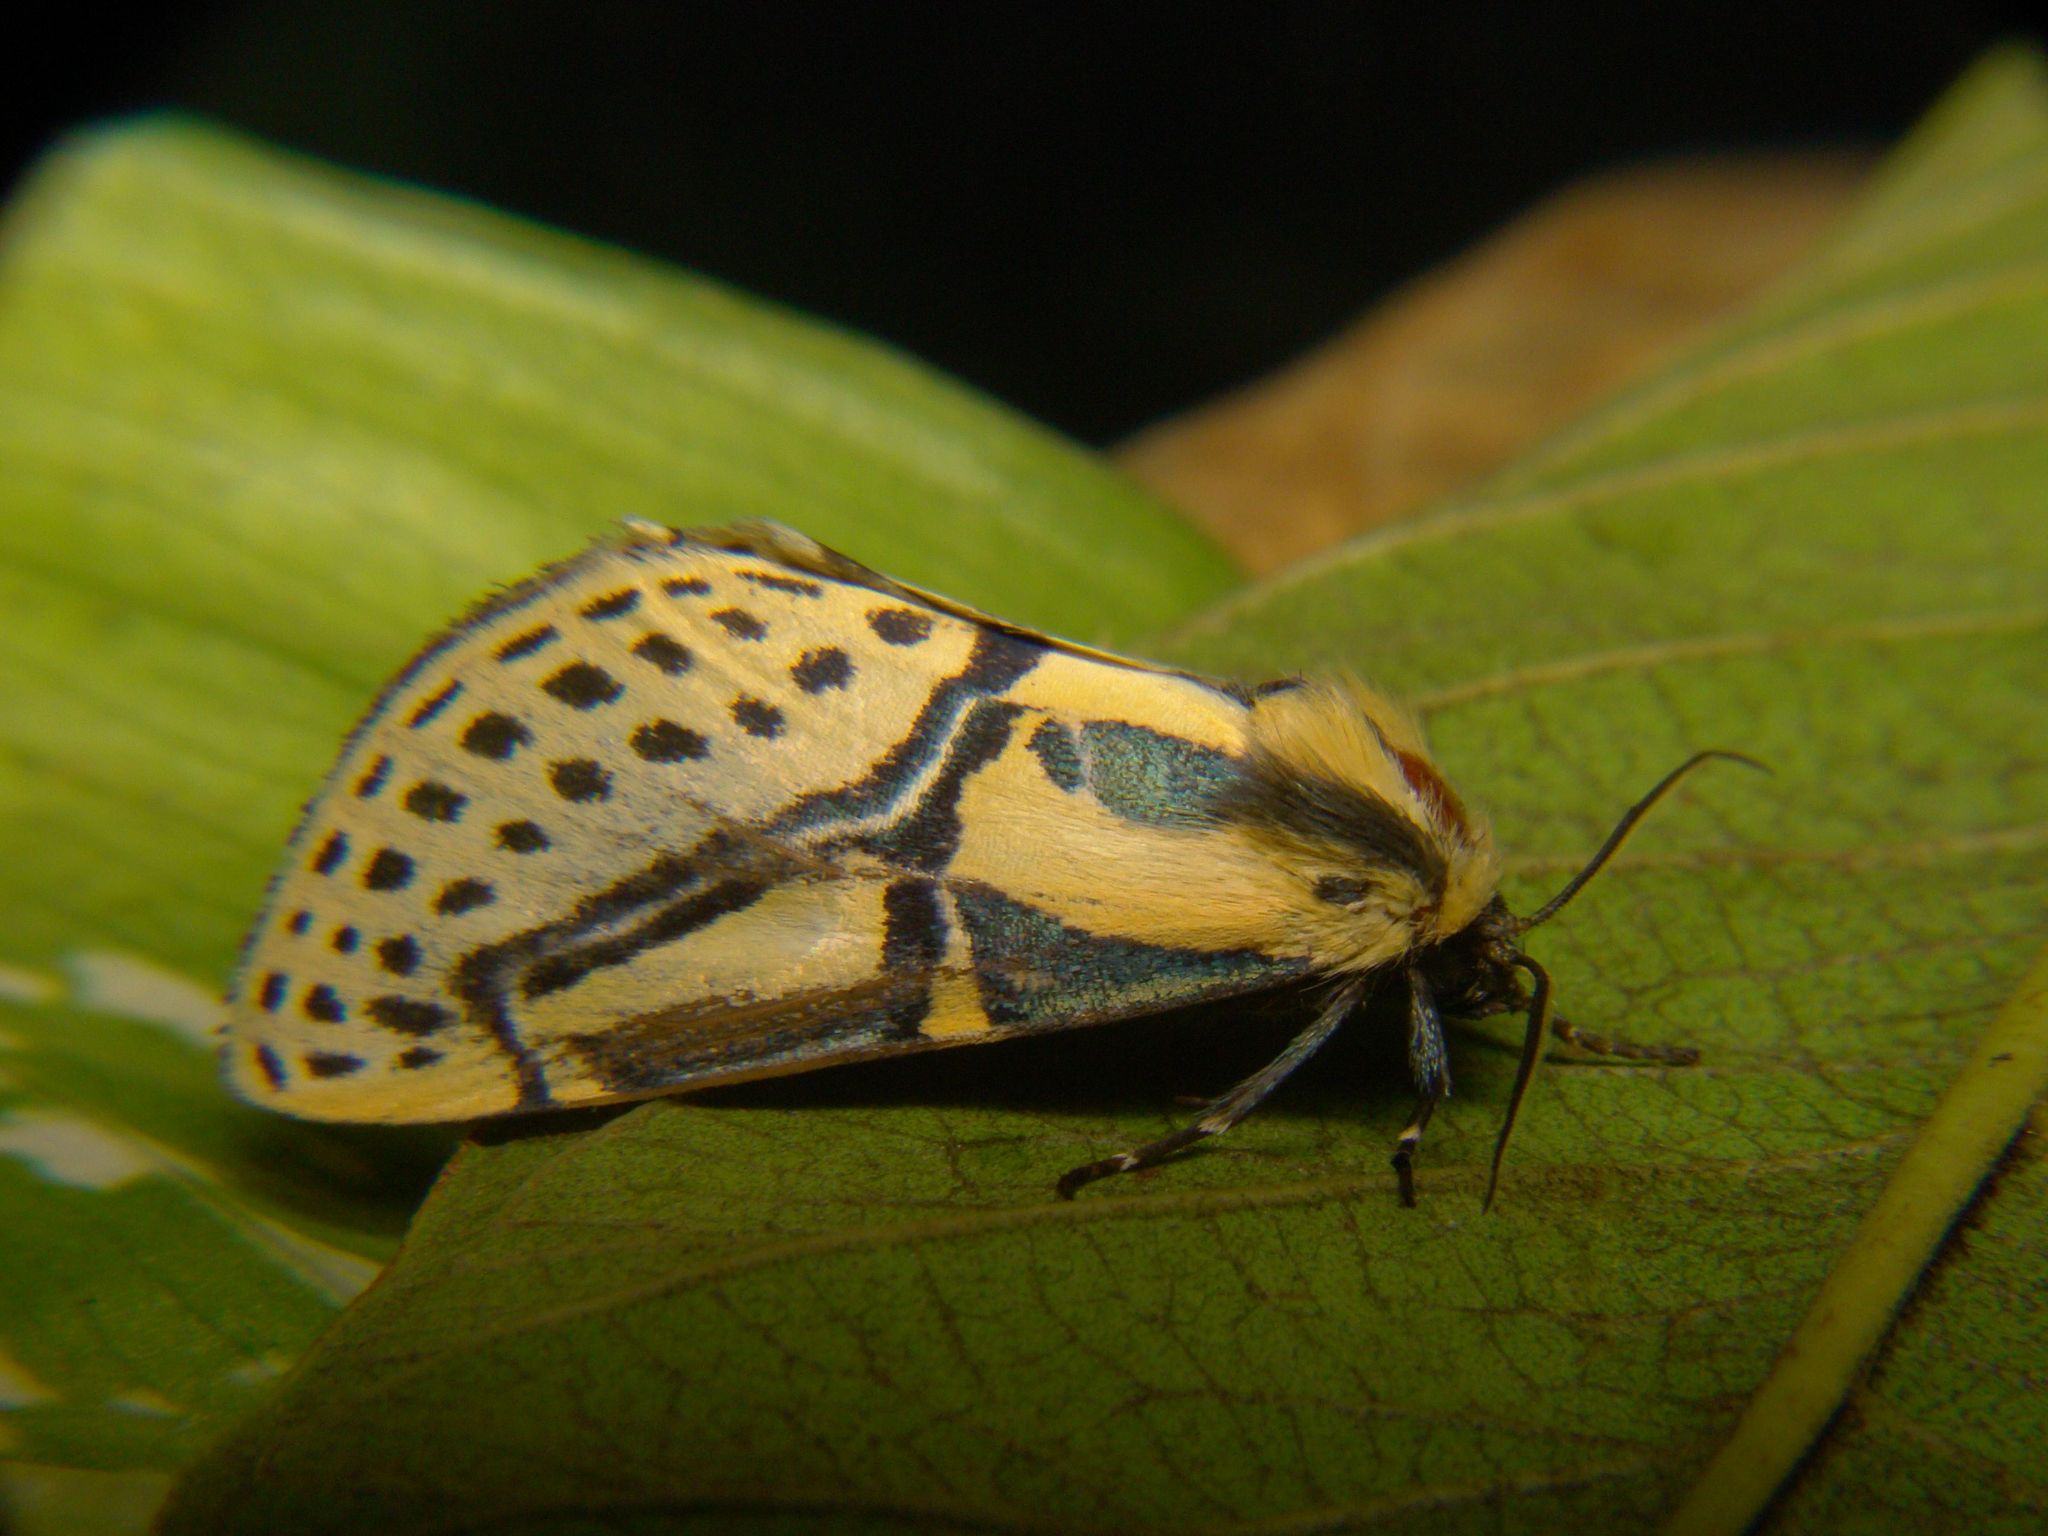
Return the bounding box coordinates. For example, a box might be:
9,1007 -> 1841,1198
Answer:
1229,680 -> 1501,972
1415,892 -> 1524,1016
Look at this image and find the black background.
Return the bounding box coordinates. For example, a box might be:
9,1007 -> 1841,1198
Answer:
4,3 -> 2037,444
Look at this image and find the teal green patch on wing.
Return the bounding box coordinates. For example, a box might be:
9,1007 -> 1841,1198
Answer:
1077,720 -> 1240,826
952,880 -> 1307,1028
1026,717 -> 1086,793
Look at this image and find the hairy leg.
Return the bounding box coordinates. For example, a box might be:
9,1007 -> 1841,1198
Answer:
1056,976 -> 1368,1198
1391,964 -> 1451,1206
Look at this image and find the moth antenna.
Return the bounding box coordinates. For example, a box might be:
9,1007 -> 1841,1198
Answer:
1518,750 -> 1766,933
1484,954 -> 1552,1210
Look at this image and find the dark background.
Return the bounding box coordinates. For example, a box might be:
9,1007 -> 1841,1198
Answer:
3,3 -> 2036,444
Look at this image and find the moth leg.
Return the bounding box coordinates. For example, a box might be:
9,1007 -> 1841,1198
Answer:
1391,964 -> 1451,1207
1055,977 -> 1367,1199
1550,1014 -> 1699,1066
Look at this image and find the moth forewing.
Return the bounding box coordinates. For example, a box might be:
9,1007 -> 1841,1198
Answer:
225,518 -> 1725,1204
225,522 -> 984,1116
222,521 -> 1316,1118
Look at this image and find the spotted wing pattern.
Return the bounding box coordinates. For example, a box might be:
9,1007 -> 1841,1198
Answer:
222,522 -> 1313,1122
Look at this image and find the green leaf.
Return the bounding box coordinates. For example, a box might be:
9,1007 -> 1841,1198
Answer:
1665,954 -> 2048,1536
0,116 -> 1234,1525
0,976 -> 409,1477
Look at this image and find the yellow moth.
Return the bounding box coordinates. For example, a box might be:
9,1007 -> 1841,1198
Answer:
223,520 -> 1747,1204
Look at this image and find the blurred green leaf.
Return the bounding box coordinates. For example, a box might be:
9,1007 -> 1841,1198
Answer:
0,116 -> 1234,1526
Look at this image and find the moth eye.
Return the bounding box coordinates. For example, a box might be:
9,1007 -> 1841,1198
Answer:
1314,875 -> 1371,905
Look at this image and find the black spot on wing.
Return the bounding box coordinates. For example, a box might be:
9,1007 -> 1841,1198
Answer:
495,624 -> 559,662
710,608 -> 767,640
304,1051 -> 364,1079
287,910 -> 312,936
662,575 -> 710,597
404,781 -> 467,822
581,588 -> 641,620
549,759 -> 611,802
363,848 -> 415,891
354,755 -> 393,799
331,925 -> 360,954
258,972 -> 287,1011
867,607 -> 932,645
397,1046 -> 443,1070
408,680 -> 463,728
253,1044 -> 285,1090
436,878 -> 495,916
542,662 -> 623,710
310,831 -> 349,876
302,984 -> 344,1023
632,720 -> 710,762
377,935 -> 422,976
730,697 -> 784,738
790,647 -> 853,693
461,712 -> 530,760
496,819 -> 551,853
632,632 -> 691,674
367,995 -> 454,1036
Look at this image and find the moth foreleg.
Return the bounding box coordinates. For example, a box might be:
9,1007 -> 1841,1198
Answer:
1055,976 -> 1368,1199
1550,1014 -> 1699,1066
1391,964 -> 1450,1207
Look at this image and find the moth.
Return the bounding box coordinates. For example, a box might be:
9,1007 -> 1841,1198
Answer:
224,520 -> 1747,1204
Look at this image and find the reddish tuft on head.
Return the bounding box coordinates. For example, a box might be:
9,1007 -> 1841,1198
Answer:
1395,749 -> 1470,837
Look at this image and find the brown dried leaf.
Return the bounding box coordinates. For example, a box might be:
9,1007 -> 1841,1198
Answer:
1120,152 -> 1874,572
